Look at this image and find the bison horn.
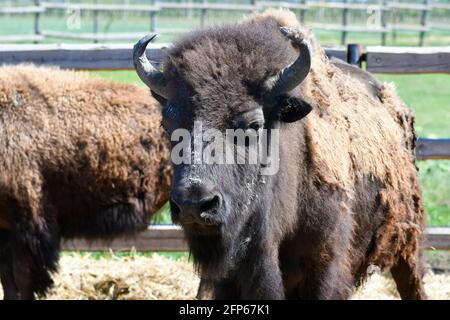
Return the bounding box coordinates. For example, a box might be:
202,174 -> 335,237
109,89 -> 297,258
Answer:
268,27 -> 312,96
133,34 -> 169,99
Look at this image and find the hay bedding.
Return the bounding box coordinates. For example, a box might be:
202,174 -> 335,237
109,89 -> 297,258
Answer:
28,253 -> 198,300
0,254 -> 448,300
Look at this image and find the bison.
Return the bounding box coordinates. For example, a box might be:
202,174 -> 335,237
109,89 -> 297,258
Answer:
134,9 -> 426,299
0,65 -> 171,299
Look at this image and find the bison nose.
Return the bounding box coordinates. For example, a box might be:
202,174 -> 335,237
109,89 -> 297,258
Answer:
170,185 -> 222,226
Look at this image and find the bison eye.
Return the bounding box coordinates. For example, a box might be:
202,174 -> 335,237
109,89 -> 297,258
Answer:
247,121 -> 262,132
232,108 -> 265,133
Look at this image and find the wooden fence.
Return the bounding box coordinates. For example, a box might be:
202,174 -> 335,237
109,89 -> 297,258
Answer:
0,43 -> 449,251
61,225 -> 450,251
1,0 -> 450,45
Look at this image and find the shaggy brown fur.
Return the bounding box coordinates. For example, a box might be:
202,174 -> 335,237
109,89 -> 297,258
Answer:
153,9 -> 426,299
258,11 -> 425,292
0,65 -> 171,299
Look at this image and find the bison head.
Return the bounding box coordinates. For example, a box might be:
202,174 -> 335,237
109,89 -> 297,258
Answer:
134,21 -> 312,275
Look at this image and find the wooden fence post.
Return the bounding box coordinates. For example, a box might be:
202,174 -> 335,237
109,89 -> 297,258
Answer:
93,0 -> 99,43
201,0 -> 208,29
150,0 -> 157,33
34,0 -> 42,44
187,0 -> 193,19
419,0 -> 431,46
5,0 -> 11,17
381,0 -> 388,46
391,0 -> 398,43
249,0 -> 256,15
300,0 -> 307,24
150,11 -> 157,33
341,0 -> 349,45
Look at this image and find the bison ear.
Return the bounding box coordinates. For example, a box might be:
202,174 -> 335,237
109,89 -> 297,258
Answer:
274,96 -> 313,123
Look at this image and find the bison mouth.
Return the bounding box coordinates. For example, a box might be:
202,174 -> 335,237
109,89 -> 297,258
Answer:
174,210 -> 224,236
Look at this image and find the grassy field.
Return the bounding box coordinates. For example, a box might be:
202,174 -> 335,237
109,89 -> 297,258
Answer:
375,74 -> 450,227
90,70 -> 450,227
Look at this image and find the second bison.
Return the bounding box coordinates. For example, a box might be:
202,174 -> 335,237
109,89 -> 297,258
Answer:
0,65 -> 171,299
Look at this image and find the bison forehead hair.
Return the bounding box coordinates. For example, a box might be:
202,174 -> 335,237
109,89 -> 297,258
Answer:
164,17 -> 299,120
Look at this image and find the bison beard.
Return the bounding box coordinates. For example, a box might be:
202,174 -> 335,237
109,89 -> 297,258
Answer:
186,181 -> 267,278
134,9 -> 427,300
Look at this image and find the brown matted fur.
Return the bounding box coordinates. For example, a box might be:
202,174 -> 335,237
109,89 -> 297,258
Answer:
252,10 -> 425,272
252,10 -> 425,298
0,65 -> 171,299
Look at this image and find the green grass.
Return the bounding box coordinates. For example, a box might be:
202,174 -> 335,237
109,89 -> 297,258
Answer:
374,74 -> 450,227
418,161 -> 450,226
1,13 -> 450,46
151,202 -> 172,224
376,74 -> 450,138
91,70 -> 143,86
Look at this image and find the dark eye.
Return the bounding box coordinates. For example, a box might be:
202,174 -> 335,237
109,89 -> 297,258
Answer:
246,121 -> 263,132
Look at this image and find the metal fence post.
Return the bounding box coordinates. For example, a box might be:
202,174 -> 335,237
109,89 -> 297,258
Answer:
347,44 -> 363,67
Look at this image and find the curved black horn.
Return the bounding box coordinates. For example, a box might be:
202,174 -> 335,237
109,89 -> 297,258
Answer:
133,34 -> 169,99
268,27 -> 312,96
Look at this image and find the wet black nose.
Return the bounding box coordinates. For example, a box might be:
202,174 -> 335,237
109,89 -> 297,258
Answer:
170,184 -> 222,226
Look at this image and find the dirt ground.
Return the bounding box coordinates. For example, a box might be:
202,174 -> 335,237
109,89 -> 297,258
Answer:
0,253 -> 448,300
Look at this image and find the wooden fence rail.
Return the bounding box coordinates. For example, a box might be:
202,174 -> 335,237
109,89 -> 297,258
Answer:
61,225 -> 450,252
366,46 -> 450,74
417,138 -> 450,160
1,43 -> 450,74
1,1 -> 450,45
41,2 -> 159,12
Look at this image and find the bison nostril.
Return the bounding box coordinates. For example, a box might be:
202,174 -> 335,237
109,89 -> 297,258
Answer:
200,195 -> 221,214
171,187 -> 222,226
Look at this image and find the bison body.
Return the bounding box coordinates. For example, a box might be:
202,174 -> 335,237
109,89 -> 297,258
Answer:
0,65 -> 171,299
134,9 -> 426,299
